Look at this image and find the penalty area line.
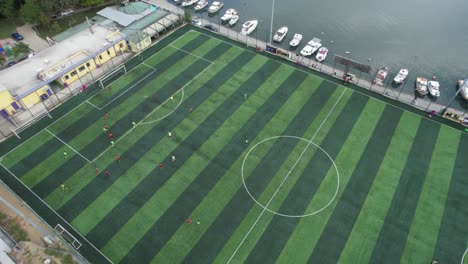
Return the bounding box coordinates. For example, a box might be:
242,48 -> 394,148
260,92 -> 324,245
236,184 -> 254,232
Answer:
168,44 -> 214,64
45,129 -> 92,164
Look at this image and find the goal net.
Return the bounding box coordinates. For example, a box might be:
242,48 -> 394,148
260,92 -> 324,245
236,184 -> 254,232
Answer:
99,64 -> 127,89
54,224 -> 82,250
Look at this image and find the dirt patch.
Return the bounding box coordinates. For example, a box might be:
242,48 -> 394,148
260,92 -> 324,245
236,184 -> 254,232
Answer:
12,241 -> 77,264
0,184 -> 78,264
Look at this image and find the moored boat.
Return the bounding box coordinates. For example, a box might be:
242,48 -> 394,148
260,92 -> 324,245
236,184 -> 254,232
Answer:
273,26 -> 288,42
289,33 -> 303,47
194,0 -> 208,10
208,1 -> 223,13
415,77 -> 429,97
457,79 -> 468,100
182,0 -> 199,7
240,20 -> 258,35
428,77 -> 440,97
393,69 -> 409,85
300,38 -> 321,56
229,15 -> 239,26
372,67 -> 389,86
221,8 -> 237,22
316,47 -> 328,62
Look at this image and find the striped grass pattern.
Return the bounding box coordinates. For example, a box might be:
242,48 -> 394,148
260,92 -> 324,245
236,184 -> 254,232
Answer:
0,29 -> 467,264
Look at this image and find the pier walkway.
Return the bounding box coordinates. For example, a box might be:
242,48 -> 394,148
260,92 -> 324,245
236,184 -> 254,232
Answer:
148,0 -> 468,130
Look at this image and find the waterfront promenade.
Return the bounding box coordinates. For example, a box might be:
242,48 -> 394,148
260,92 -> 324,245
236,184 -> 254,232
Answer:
148,0 -> 468,128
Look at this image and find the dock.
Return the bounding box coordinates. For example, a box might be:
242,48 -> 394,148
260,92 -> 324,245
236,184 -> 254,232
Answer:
146,0 -> 468,128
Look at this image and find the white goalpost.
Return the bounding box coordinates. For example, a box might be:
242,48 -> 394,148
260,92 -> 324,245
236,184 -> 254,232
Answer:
98,64 -> 127,89
54,224 -> 82,250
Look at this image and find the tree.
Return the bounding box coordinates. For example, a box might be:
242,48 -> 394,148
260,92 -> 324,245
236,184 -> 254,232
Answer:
0,55 -> 6,65
80,0 -> 104,7
183,9 -> 192,23
0,0 -> 17,21
12,42 -> 32,57
19,0 -> 42,24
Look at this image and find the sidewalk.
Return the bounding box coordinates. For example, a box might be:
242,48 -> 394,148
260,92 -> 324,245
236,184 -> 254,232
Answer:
16,24 -> 49,53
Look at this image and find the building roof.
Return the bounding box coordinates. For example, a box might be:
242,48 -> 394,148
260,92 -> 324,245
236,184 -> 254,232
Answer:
97,7 -> 137,27
0,24 -> 126,98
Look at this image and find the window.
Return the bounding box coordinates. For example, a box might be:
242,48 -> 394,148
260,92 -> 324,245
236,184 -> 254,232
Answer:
106,50 -> 110,55
99,55 -> 103,60
78,66 -> 86,72
86,62 -> 91,67
70,71 -> 77,77
119,43 -> 124,48
64,75 -> 69,80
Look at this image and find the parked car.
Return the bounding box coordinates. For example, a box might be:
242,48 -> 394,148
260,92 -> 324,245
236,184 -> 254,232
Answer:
11,32 -> 23,41
203,24 -> 218,32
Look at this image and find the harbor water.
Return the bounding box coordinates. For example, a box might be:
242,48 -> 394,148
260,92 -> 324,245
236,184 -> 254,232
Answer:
193,0 -> 468,111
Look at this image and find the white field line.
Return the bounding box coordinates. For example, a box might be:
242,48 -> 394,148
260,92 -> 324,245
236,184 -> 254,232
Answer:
88,31 -> 195,102
0,163 -> 114,264
169,44 -> 214,63
92,62 -> 214,161
194,30 -> 463,133
141,62 -> 157,70
45,129 -> 92,164
85,100 -> 101,110
92,69 -> 158,110
226,88 -> 347,264
0,31 -> 197,161
462,248 -> 468,264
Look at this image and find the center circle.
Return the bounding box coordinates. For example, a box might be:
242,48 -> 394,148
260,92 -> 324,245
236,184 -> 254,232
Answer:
241,135 -> 340,218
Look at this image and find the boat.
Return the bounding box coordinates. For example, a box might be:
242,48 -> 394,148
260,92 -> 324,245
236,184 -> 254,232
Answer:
457,79 -> 468,100
194,0 -> 208,10
208,1 -> 223,13
174,0 -> 182,4
315,47 -> 328,62
372,67 -> 389,86
289,33 -> 303,47
182,0 -> 199,7
300,38 -> 321,56
273,26 -> 288,42
229,15 -> 239,26
415,77 -> 429,96
428,77 -> 440,97
240,20 -> 258,35
221,8 -> 237,22
393,69 -> 409,85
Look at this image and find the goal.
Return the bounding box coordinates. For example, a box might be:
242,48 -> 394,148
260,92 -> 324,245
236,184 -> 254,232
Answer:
54,224 -> 82,250
98,64 -> 127,89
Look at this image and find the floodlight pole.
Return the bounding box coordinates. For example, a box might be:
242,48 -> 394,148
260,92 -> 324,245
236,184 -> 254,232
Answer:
441,77 -> 466,115
269,0 -> 275,44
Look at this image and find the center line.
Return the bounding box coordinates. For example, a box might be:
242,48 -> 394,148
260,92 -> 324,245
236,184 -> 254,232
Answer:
227,88 -> 346,263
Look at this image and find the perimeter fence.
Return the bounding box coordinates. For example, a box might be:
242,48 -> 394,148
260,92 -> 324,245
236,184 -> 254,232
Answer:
186,10 -> 468,129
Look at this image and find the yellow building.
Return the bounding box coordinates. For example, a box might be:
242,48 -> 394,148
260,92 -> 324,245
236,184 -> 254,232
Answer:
0,24 -> 127,119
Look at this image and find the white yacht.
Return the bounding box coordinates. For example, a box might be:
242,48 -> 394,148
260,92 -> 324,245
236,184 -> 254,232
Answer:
241,20 -> 258,35
182,0 -> 199,7
221,8 -> 237,22
393,69 -> 409,85
428,77 -> 440,97
289,33 -> 303,47
457,79 -> 468,101
415,77 -> 429,97
229,15 -> 239,26
208,1 -> 223,13
194,0 -> 208,10
300,38 -> 322,56
315,47 -> 328,62
273,26 -> 288,42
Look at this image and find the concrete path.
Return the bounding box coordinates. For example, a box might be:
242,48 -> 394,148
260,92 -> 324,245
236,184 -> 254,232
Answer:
16,24 -> 50,53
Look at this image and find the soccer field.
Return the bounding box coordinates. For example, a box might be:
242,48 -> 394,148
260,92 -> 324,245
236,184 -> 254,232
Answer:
0,27 -> 467,264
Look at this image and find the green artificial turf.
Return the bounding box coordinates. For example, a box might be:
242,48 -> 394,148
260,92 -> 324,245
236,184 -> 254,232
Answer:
0,29 -> 467,264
